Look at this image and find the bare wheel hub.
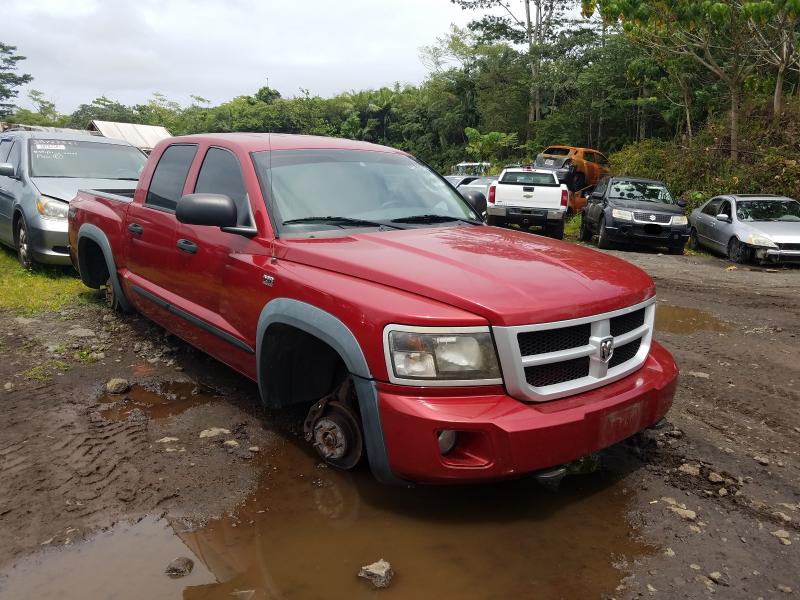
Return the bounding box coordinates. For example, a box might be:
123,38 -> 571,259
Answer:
313,417 -> 348,460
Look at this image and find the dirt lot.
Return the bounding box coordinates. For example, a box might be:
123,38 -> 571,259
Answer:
0,247 -> 798,599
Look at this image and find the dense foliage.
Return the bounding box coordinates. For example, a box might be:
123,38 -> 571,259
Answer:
3,0 -> 800,199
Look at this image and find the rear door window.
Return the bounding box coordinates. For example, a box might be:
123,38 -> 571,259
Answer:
500,171 -> 558,186
194,147 -> 252,226
145,144 -> 198,211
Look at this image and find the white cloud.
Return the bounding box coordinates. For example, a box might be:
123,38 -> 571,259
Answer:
4,0 -> 481,112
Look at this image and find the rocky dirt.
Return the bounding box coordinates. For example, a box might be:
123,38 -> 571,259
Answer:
0,250 -> 797,599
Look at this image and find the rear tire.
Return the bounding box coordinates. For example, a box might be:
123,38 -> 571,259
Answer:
547,220 -> 565,240
597,216 -> 613,249
727,237 -> 751,264
578,213 -> 592,242
15,215 -> 33,271
487,215 -> 506,228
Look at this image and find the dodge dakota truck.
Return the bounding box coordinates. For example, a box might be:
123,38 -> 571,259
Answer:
68,133 -> 678,485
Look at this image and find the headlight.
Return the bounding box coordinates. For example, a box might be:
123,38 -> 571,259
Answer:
611,209 -> 633,221
671,215 -> 688,226
385,327 -> 502,384
746,233 -> 778,248
36,196 -> 69,220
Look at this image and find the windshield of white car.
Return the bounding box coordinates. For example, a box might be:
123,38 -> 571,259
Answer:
253,149 -> 480,233
29,140 -> 147,179
736,199 -> 800,222
608,181 -> 674,204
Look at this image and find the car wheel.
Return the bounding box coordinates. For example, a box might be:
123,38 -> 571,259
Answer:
597,216 -> 613,249
487,215 -> 506,228
104,277 -> 124,313
687,227 -> 699,250
547,220 -> 565,240
727,237 -> 752,263
578,213 -> 592,241
15,215 -> 33,270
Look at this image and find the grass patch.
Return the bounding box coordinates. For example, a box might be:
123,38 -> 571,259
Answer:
21,359 -> 70,382
0,248 -> 91,315
564,214 -> 582,240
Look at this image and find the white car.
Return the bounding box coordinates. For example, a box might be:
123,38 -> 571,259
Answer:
688,194 -> 800,263
486,167 -> 569,239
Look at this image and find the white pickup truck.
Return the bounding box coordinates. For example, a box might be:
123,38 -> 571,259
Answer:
486,167 -> 569,239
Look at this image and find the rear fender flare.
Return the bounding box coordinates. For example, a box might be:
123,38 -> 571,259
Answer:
256,298 -> 401,485
76,223 -> 131,312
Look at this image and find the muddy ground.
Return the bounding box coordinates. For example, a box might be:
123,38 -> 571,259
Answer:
0,250 -> 798,599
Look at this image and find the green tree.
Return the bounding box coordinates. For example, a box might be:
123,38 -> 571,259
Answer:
464,126 -> 519,163
0,43 -> 33,117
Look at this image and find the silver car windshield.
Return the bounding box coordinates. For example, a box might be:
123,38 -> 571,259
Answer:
253,149 -> 480,232
736,199 -> 800,222
29,140 -> 147,179
609,181 -> 674,204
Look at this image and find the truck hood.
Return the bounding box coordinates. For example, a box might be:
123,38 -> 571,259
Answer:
279,226 -> 655,326
31,178 -> 138,203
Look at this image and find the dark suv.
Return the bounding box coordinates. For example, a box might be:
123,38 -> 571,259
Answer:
579,176 -> 689,254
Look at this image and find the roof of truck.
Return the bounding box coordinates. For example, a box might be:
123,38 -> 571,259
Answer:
166,133 -> 405,154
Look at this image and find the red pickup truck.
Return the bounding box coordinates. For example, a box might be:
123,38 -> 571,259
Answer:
68,133 -> 677,484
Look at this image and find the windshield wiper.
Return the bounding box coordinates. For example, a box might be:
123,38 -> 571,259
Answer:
282,216 -> 405,230
390,214 -> 482,225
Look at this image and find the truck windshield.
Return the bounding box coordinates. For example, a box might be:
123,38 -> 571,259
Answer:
736,199 -> 800,222
608,181 -> 674,204
253,149 -> 480,232
29,140 -> 147,179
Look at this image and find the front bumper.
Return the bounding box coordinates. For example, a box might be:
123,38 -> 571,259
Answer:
605,220 -> 688,248
759,247 -> 800,263
488,205 -> 566,226
377,341 -> 678,483
28,217 -> 71,265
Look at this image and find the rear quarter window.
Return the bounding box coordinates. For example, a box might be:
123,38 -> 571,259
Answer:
500,171 -> 559,186
145,144 -> 198,211
543,147 -> 571,156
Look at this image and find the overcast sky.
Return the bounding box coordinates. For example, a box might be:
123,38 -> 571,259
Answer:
4,0 -> 494,113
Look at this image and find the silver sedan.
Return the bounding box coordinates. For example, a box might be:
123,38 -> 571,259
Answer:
688,194 -> 800,263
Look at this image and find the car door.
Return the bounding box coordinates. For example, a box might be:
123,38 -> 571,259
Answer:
708,199 -> 735,249
124,143 -> 197,315
585,177 -> 608,229
695,198 -> 723,249
171,145 -> 266,375
0,140 -> 24,244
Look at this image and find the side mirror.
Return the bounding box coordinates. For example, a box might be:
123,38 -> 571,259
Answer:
0,162 -> 15,178
716,213 -> 730,222
460,189 -> 487,217
677,199 -> 688,208
177,193 -> 237,228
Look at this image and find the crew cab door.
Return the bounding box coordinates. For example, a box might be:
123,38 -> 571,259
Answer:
124,143 -> 197,315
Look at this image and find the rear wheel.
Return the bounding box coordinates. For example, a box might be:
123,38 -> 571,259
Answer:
578,213 -> 592,241
15,215 -> 33,270
727,237 -> 751,264
546,220 -> 565,240
597,216 -> 613,249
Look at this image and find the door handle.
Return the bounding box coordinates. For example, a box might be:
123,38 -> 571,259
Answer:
176,239 -> 198,254
128,223 -> 144,235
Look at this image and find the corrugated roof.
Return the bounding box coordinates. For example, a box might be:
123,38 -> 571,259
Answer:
89,120 -> 172,150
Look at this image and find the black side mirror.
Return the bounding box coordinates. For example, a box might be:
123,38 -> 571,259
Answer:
677,199 -> 688,208
0,162 -> 15,178
177,194 -> 237,228
460,189 -> 487,217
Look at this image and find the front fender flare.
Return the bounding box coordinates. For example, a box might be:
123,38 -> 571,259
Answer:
256,298 -> 401,485
77,223 -> 131,312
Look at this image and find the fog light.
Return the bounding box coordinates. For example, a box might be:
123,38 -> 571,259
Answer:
437,430 -> 457,455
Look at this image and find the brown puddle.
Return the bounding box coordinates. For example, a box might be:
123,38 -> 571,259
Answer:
97,381 -> 214,422
1,440 -> 651,599
656,303 -> 732,335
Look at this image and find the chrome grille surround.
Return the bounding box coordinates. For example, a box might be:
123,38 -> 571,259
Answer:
633,212 -> 672,224
492,297 -> 656,402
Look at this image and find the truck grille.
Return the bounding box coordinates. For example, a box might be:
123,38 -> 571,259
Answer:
492,298 -> 656,402
634,212 -> 671,224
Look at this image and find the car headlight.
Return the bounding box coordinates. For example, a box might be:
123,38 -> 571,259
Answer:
671,215 -> 688,226
385,327 -> 502,384
611,209 -> 633,222
36,196 -> 69,220
746,233 -> 778,248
